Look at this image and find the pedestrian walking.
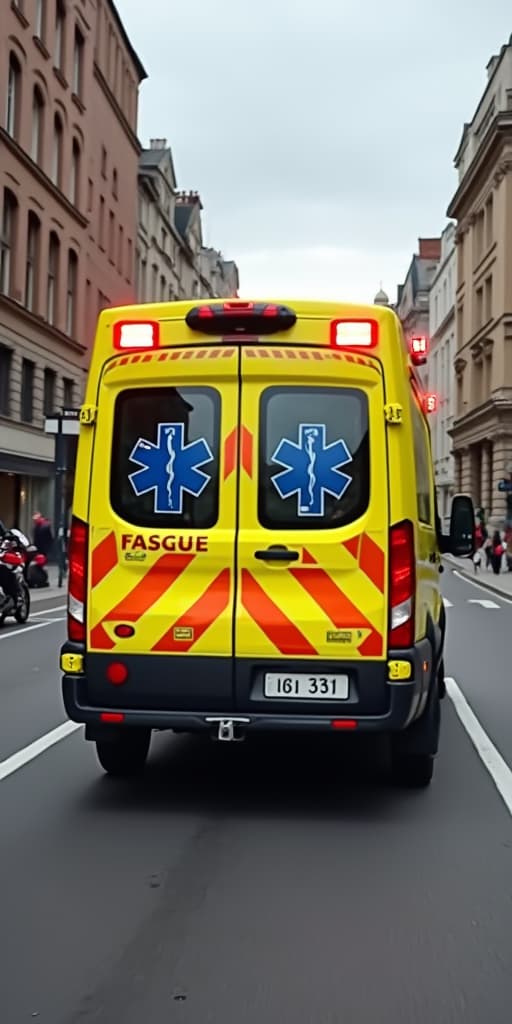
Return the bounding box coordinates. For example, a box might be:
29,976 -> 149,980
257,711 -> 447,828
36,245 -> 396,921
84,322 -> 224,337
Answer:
490,530 -> 504,575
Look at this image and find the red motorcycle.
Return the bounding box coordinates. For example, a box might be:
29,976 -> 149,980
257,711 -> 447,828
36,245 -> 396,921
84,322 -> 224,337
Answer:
0,531 -> 31,625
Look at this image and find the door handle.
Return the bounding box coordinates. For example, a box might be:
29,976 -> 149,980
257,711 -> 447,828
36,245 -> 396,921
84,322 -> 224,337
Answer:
254,547 -> 300,563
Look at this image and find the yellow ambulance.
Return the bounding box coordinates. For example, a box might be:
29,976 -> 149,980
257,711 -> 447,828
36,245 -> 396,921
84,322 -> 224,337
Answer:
60,299 -> 474,786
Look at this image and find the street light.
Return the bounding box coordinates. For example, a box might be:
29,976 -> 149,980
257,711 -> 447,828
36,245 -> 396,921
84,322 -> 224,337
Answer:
44,408 -> 80,587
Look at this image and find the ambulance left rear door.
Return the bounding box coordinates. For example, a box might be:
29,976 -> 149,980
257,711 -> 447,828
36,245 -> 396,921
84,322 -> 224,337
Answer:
85,345 -> 239,712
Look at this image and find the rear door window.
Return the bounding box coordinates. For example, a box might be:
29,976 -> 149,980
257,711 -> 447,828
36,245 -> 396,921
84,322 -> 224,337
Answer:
259,386 -> 370,529
110,386 -> 220,528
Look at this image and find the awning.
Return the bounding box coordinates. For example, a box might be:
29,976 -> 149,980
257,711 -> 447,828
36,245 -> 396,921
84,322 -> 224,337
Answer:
0,452 -> 54,478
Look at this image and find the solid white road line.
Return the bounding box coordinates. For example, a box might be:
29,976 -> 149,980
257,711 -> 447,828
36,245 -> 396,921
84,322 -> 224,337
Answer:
453,569 -> 512,605
446,677 -> 512,817
0,617 -> 66,640
468,598 -> 500,609
31,604 -> 66,618
0,721 -> 81,782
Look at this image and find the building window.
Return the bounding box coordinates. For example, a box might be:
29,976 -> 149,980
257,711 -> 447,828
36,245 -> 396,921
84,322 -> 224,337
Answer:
161,229 -> 167,253
6,54 -> 21,140
112,169 -> 118,199
55,0 -> 66,72
47,231 -> 60,326
31,86 -> 45,164
486,195 -> 494,250
117,225 -> 123,272
485,276 -> 493,322
52,113 -> 64,188
152,264 -> 158,300
160,275 -> 166,300
13,0 -> 25,14
101,146 -> 107,178
66,250 -> 78,336
475,287 -> 483,331
87,178 -> 93,213
63,377 -> 74,407
25,212 -> 41,313
126,238 -> 132,282
73,26 -> 84,96
21,359 -> 35,423
109,210 -> 115,262
43,368 -> 56,415
35,0 -> 46,41
0,346 -> 12,416
0,190 -> 17,297
99,195 -> 105,248
70,138 -> 81,207
475,210 -> 484,263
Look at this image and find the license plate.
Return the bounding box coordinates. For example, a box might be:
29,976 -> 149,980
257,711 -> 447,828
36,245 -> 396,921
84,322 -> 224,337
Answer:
264,673 -> 349,700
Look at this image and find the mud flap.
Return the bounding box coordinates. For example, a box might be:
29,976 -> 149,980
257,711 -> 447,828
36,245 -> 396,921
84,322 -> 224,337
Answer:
393,674 -> 441,757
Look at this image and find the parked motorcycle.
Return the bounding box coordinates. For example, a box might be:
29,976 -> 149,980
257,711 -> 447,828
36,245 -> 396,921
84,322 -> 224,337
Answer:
0,530 -> 31,626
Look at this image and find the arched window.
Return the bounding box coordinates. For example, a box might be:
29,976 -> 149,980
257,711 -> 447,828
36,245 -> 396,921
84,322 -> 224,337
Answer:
66,249 -> 78,336
31,86 -> 45,164
0,190 -> 18,296
70,137 -> 81,206
6,54 -> 21,139
47,232 -> 60,326
52,113 -> 63,188
55,0 -> 66,72
25,211 -> 41,312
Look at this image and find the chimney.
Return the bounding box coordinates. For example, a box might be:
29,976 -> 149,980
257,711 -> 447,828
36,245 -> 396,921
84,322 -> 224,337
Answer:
418,238 -> 441,261
149,138 -> 167,150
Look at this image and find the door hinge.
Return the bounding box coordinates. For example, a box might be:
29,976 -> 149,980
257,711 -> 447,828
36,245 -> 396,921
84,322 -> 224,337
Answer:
79,404 -> 97,425
384,403 -> 403,424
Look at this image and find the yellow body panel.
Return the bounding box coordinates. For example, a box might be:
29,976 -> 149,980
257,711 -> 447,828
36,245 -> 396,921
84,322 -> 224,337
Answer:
73,298 -> 442,664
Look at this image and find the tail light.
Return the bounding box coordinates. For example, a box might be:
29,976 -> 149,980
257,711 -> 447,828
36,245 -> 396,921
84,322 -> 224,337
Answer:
68,517 -> 88,643
389,521 -> 415,649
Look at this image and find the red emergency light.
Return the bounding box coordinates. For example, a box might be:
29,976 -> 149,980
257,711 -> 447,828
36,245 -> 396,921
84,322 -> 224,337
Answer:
330,318 -> 378,349
423,393 -> 438,414
113,320 -> 160,350
410,336 -> 429,366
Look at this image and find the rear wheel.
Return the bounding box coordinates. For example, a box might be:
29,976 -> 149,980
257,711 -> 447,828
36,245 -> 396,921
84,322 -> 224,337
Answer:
95,729 -> 151,777
14,583 -> 30,624
390,752 -> 434,788
390,678 -> 440,789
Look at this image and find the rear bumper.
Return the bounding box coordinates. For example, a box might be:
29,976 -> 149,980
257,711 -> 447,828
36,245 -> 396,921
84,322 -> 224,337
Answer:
61,638 -> 434,735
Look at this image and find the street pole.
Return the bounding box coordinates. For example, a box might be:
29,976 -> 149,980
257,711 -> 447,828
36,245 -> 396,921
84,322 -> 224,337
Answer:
46,408 -> 80,588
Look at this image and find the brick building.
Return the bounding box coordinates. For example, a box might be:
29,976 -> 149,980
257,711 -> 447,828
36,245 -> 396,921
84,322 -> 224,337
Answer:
0,0 -> 145,532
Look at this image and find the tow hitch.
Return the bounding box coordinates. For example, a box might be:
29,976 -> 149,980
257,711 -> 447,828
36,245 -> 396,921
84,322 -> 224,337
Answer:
205,718 -> 250,742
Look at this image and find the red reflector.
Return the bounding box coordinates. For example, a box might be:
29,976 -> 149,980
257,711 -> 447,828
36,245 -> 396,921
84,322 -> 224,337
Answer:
330,318 -> 378,349
331,720 -> 358,730
100,712 -> 125,723
197,306 -> 214,318
423,393 -> 438,414
113,320 -> 160,350
114,624 -> 135,638
106,662 -> 128,685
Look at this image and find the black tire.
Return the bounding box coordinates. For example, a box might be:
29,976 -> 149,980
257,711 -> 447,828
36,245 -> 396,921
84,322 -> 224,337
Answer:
391,752 -> 434,788
14,583 -> 30,624
95,729 -> 151,777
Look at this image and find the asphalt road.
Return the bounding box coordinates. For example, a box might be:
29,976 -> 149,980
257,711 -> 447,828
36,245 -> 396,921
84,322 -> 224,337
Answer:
1,571 -> 512,1024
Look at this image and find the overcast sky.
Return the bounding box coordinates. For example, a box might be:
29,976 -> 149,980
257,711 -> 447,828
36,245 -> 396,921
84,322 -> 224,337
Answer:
119,0 -> 511,303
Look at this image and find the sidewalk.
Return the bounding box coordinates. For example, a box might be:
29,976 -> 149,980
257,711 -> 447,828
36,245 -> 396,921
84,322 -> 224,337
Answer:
30,565 -> 67,604
444,553 -> 512,600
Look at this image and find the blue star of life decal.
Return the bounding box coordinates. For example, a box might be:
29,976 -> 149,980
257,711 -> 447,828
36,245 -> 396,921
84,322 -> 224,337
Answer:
271,423 -> 352,517
128,422 -> 214,514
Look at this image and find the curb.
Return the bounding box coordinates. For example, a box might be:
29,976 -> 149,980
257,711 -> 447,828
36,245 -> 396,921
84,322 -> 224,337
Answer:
443,555 -> 512,602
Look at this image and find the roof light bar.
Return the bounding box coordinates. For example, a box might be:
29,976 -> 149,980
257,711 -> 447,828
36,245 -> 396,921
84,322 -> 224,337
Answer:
186,302 -> 297,336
